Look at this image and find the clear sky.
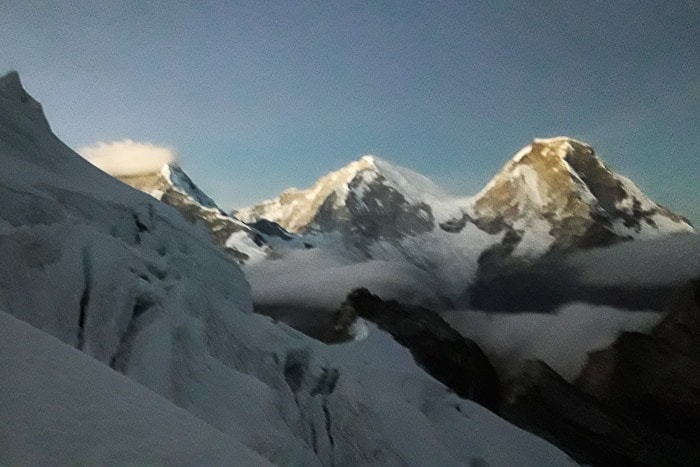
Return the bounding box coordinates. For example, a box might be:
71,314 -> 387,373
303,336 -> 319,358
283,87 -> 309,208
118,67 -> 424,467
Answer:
2,1 -> 699,224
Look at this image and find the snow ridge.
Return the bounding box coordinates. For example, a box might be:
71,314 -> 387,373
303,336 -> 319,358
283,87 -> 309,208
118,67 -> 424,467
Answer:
161,163 -> 220,209
114,161 -> 270,264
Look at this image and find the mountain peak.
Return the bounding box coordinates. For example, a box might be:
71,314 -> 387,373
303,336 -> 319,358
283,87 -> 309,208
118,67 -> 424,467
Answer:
0,71 -> 51,132
115,162 -> 270,264
358,154 -> 377,165
0,71 -> 23,96
473,138 -> 694,253
532,136 -> 589,147
237,155 -> 449,234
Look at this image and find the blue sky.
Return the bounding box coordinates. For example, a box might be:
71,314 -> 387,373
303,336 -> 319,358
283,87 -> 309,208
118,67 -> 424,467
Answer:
2,1 -> 699,224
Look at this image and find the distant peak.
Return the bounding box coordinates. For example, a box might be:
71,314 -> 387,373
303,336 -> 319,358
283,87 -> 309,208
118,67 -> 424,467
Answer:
359,154 -> 378,165
475,137 -> 694,241
505,137 -> 597,169
0,71 -> 51,130
0,71 -> 23,96
344,154 -> 378,173
532,136 -> 590,147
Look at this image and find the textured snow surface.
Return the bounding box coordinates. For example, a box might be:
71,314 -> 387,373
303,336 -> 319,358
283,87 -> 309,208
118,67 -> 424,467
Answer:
0,310 -> 268,466
0,71 -> 576,466
317,324 -> 577,467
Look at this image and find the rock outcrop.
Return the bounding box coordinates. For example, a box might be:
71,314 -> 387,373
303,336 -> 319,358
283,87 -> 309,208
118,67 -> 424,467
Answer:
338,288 -> 501,411
503,280 -> 700,465
502,359 -> 698,466
577,280 -> 700,448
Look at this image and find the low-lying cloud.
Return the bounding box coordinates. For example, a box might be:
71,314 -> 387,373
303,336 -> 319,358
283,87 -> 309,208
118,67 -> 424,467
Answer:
79,139 -> 175,177
245,246 -> 446,310
443,305 -> 660,381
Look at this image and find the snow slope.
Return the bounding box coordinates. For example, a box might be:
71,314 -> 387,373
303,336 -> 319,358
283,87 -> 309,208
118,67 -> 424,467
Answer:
0,309 -> 268,466
0,70 -> 576,465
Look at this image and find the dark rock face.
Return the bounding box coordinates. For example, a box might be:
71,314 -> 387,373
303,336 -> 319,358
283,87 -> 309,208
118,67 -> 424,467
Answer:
339,285 -> 700,465
502,360 -> 698,467
249,219 -> 293,240
503,281 -> 700,466
579,332 -> 700,441
563,140 -> 690,232
577,281 -> 700,448
254,304 -> 352,344
312,173 -> 435,244
339,288 -> 500,411
653,280 -> 700,359
438,212 -> 469,233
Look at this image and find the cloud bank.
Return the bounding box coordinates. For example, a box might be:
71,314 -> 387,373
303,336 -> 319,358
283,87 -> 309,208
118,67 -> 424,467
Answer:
245,246 -> 445,311
443,305 -> 660,381
79,139 -> 175,177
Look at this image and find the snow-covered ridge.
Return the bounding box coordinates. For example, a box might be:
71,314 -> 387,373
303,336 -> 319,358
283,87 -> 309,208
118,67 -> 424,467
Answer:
161,162 -> 220,209
236,156 -> 379,232
241,137 -> 693,242
113,161 -> 269,263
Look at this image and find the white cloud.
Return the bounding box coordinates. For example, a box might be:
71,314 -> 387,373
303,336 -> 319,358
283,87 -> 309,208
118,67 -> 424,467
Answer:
79,139 -> 175,177
245,246 -> 445,310
443,305 -> 660,381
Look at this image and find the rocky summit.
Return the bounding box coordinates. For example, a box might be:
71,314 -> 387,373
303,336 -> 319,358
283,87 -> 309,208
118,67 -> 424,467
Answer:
471,137 -> 693,257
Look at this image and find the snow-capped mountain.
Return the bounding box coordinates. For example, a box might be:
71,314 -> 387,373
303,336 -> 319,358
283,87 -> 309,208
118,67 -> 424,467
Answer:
471,137 -> 693,259
238,139 -> 694,302
0,70 -> 579,465
237,154 -> 466,240
115,162 -> 270,263
238,155 -> 497,302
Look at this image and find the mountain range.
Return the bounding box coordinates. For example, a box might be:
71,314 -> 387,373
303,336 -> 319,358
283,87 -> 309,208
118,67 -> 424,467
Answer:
118,130 -> 693,310
0,70 -> 584,466
235,137 -> 692,260
3,69 -> 699,465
